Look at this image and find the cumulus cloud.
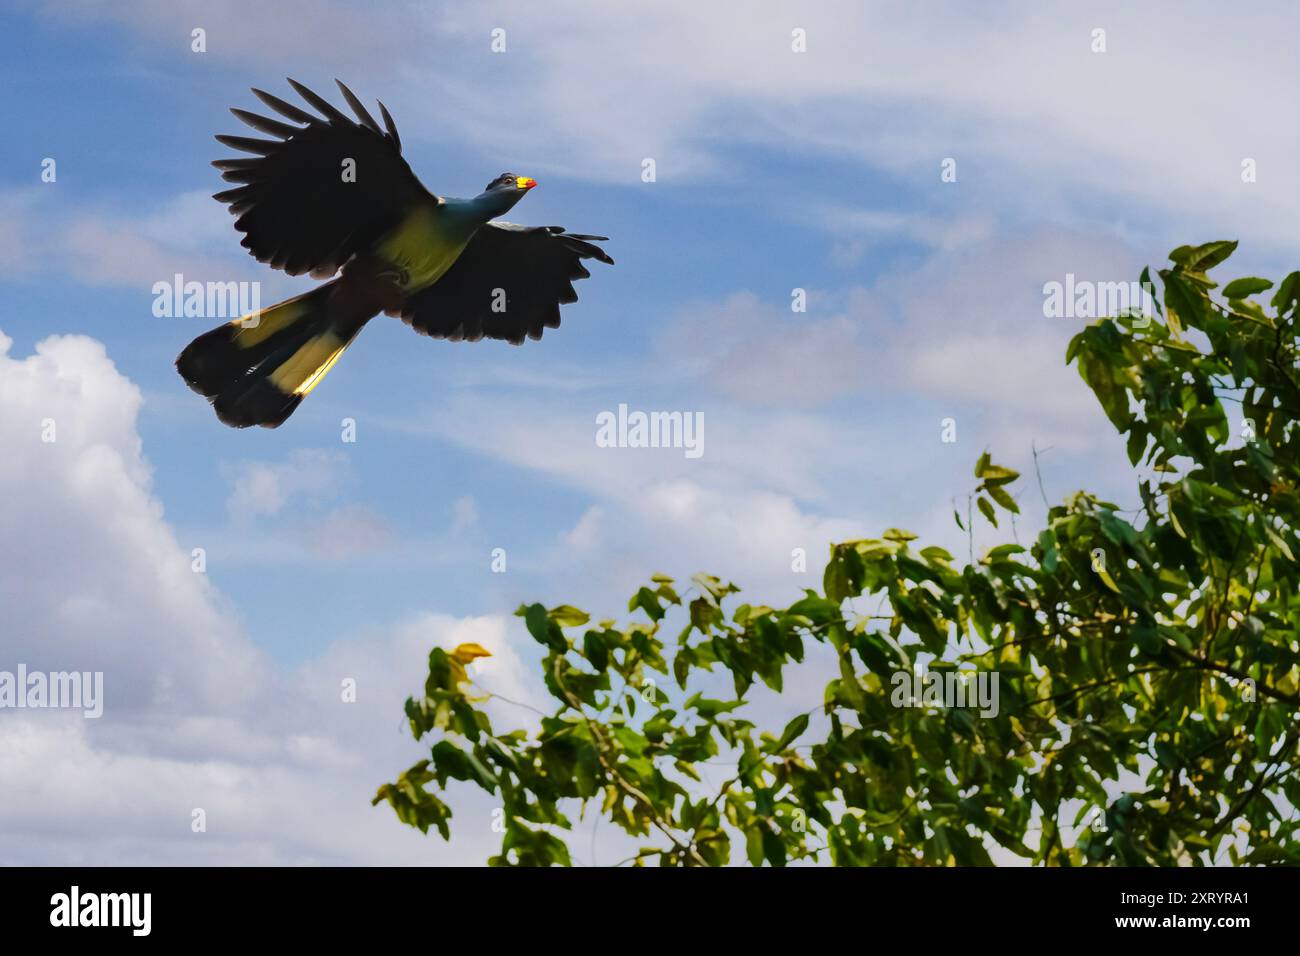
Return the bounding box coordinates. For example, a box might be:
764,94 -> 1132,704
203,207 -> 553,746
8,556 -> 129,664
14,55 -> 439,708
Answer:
0,330 -> 536,864
0,330 -> 265,714
223,448 -> 351,519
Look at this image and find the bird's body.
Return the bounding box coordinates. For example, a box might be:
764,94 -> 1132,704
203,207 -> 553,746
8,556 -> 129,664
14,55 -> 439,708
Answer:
176,80 -> 613,427
376,204 -> 472,291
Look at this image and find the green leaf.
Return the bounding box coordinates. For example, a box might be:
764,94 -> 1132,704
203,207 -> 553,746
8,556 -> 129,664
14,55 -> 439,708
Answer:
976,463 -> 1020,484
761,826 -> 787,867
685,693 -> 743,718
522,603 -> 549,643
549,605 -> 591,627
985,543 -> 1026,560
1095,564 -> 1122,594
1264,524 -> 1295,563
1037,529 -> 1059,573
523,602 -> 565,651
583,630 -> 610,671
985,483 -> 1020,514
1221,277 -> 1272,298
1170,240 -> 1237,273
771,713 -> 810,752
1271,271 -> 1300,315
629,587 -> 665,622
1163,272 -> 1204,337
1133,622 -> 1163,655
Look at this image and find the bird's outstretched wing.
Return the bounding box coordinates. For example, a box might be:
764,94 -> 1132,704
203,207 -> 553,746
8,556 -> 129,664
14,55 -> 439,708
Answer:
398,223 -> 614,344
212,79 -> 435,278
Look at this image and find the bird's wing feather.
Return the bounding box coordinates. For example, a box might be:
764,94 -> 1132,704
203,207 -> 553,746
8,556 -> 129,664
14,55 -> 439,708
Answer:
398,223 -> 614,345
212,79 -> 435,278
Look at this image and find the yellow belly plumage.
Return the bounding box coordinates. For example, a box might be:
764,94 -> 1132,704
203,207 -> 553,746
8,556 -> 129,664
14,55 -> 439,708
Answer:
374,204 -> 472,290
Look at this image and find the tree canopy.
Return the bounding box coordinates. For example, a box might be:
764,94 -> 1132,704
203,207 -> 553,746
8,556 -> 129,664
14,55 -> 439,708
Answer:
375,241 -> 1300,865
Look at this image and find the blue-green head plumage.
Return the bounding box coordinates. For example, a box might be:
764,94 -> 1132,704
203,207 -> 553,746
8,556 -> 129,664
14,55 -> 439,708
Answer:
466,172 -> 537,222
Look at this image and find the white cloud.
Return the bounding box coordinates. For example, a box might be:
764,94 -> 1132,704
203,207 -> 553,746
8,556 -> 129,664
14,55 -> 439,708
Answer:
411,1 -> 1300,252
810,208 -> 996,265
44,0 -> 398,75
223,448 -> 350,519
40,1 -> 1300,258
0,330 -> 264,713
293,504 -> 396,559
395,389 -> 880,609
868,227 -> 1143,459
661,227 -> 1141,451
0,330 -> 538,864
1,187 -> 298,304
658,291 -> 874,408
62,216 -> 246,290
563,505 -> 604,553
137,190 -> 242,252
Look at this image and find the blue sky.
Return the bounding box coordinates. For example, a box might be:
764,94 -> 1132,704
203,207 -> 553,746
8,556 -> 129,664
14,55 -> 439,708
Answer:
2,0 -> 1298,864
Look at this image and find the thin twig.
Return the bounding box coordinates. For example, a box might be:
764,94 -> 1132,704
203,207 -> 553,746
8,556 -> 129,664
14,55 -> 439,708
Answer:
1031,441 -> 1053,510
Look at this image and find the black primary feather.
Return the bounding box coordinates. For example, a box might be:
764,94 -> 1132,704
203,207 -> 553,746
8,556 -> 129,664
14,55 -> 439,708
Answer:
210,79 -> 434,278
400,223 -> 613,345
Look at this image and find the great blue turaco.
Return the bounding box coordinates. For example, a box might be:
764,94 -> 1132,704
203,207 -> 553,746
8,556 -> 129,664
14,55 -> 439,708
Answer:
177,79 -> 613,427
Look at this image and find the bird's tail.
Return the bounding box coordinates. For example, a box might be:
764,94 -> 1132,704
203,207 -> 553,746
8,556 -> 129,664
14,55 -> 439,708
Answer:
176,280 -> 369,428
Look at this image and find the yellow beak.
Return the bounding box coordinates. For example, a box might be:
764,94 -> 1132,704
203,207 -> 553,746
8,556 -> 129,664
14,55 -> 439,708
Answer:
516,176 -> 537,190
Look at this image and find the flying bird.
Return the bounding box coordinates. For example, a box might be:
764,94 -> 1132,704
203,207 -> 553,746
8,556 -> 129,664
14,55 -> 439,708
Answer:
176,79 -> 613,427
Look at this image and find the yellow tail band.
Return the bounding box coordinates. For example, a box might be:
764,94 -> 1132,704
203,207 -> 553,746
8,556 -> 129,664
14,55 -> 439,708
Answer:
269,331 -> 351,397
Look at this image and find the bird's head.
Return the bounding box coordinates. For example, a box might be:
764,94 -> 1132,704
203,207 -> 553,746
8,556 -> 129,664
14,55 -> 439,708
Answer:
475,172 -> 537,219
487,172 -> 537,193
